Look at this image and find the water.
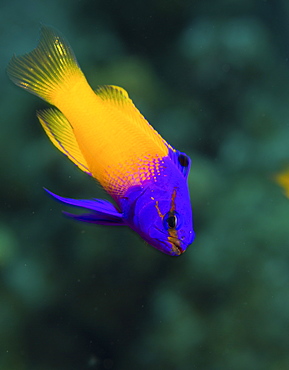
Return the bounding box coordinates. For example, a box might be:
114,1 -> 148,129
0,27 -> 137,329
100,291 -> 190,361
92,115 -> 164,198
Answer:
1,1 -> 289,369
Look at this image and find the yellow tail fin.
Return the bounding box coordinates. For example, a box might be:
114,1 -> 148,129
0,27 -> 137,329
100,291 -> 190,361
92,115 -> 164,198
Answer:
7,26 -> 84,105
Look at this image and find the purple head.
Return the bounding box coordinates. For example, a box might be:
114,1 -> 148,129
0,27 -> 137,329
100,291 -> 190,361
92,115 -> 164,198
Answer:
44,150 -> 195,256
121,152 -> 195,256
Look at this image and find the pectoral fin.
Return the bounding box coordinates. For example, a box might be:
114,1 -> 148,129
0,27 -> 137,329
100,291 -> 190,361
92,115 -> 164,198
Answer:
45,189 -> 124,225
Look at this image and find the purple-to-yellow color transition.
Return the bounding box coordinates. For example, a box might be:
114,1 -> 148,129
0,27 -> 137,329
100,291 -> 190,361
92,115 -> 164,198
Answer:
7,26 -> 195,256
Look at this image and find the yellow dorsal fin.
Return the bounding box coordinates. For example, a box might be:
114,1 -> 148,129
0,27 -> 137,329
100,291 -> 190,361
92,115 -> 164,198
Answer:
96,85 -> 130,102
95,85 -> 146,124
95,85 -> 170,152
7,26 -> 84,105
37,108 -> 91,174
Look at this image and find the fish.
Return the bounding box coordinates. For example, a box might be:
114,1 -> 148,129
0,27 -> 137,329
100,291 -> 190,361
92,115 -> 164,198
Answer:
7,26 -> 195,256
275,169 -> 289,198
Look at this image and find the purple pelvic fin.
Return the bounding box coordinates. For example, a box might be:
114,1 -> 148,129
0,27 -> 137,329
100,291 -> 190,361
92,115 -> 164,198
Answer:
44,188 -> 124,225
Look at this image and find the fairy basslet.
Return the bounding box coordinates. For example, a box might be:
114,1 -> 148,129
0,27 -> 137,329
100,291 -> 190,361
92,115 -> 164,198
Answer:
7,26 -> 195,256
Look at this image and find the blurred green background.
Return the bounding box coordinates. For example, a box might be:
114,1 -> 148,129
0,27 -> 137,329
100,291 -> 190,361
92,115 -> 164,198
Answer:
2,0 -> 289,369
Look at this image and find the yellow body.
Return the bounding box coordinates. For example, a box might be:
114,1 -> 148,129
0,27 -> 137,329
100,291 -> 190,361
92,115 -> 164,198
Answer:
7,27 -> 169,198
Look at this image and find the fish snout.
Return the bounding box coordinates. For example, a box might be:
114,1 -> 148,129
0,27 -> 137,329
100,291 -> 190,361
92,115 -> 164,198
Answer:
168,236 -> 184,255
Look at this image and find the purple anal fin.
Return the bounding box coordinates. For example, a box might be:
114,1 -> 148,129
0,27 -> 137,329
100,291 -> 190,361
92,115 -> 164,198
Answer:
44,188 -> 124,225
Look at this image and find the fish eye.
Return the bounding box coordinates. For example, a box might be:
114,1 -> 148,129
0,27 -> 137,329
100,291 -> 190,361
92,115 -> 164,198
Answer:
167,214 -> 177,228
163,212 -> 178,229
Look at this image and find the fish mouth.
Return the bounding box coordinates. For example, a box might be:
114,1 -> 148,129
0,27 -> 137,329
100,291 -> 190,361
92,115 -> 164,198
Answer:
168,237 -> 184,255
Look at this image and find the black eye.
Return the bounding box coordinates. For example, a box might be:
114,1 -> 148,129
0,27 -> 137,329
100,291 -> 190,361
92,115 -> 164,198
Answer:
166,213 -> 177,229
178,154 -> 189,168
163,211 -> 182,230
167,215 -> 177,228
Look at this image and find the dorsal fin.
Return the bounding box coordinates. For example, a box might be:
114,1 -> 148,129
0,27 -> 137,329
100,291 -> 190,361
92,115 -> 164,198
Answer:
37,108 -> 91,174
168,149 -> 191,179
95,85 -> 130,103
94,85 -> 147,125
94,85 -> 169,151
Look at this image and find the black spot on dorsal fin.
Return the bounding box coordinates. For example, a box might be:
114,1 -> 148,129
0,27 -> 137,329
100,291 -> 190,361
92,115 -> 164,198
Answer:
178,154 -> 189,168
